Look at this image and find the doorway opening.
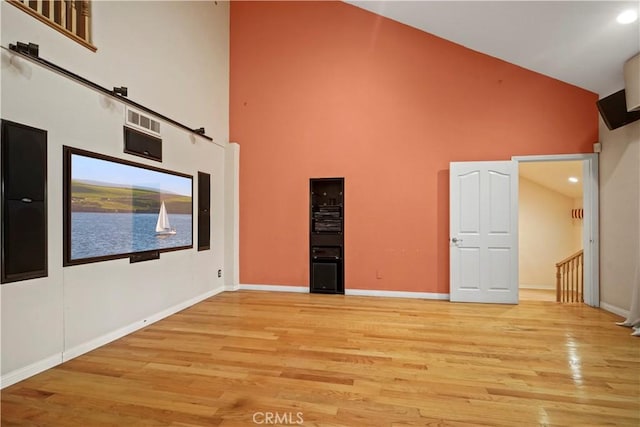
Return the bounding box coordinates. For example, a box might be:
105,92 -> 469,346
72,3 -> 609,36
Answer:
514,154 -> 599,307
518,161 -> 584,302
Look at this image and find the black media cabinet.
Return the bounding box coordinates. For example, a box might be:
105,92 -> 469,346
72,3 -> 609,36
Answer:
310,178 -> 344,294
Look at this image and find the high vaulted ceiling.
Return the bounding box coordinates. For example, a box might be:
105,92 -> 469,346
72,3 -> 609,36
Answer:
347,1 -> 640,97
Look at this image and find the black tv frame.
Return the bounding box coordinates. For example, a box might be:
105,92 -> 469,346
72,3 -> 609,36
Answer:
63,146 -> 193,266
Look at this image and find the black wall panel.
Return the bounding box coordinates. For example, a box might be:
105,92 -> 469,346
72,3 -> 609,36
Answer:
1,120 -> 48,283
124,126 -> 162,162
3,122 -> 47,201
198,171 -> 211,251
4,201 -> 47,277
311,262 -> 338,293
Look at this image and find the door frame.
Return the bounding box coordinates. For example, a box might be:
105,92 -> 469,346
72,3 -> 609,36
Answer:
512,154 -> 599,307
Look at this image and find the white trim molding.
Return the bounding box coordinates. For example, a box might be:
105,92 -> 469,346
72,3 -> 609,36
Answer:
63,287 -> 224,362
1,353 -> 63,389
600,302 -> 630,319
519,284 -> 555,290
2,287 -> 225,388
512,154 -> 597,163
225,283 -> 240,291
238,284 -> 450,300
239,284 -> 308,293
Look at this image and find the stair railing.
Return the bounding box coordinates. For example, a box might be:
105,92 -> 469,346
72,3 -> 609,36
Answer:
555,250 -> 584,302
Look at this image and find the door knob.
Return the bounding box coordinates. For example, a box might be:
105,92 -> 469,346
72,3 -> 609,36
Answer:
451,237 -> 463,243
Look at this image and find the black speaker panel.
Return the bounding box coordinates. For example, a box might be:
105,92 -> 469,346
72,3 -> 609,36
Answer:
198,214 -> 211,251
597,89 -> 640,131
3,201 -> 47,279
198,171 -> 211,251
312,262 -> 338,292
123,126 -> 162,162
130,250 -> 160,263
2,120 -> 46,201
1,120 -> 48,284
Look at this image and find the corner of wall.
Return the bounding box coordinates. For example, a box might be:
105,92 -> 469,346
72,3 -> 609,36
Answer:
598,119 -> 640,310
224,142 -> 240,291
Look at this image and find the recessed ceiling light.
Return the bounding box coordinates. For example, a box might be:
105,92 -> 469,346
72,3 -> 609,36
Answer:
617,9 -> 638,24
568,177 -> 579,183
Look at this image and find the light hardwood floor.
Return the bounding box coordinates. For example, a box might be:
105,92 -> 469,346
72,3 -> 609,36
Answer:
2,291 -> 639,426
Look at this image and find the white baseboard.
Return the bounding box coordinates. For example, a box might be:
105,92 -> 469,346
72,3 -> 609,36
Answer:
1,353 -> 63,390
600,302 -> 630,319
2,287 -> 224,389
63,287 -> 224,362
239,284 -> 449,300
239,284 -> 308,293
519,284 -> 554,290
345,289 -> 449,300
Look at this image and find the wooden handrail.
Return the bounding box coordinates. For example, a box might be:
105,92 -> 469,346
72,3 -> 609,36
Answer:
8,0 -> 96,52
556,250 -> 584,303
555,249 -> 584,267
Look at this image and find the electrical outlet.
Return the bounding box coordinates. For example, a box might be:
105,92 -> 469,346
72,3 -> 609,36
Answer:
218,269 -> 222,278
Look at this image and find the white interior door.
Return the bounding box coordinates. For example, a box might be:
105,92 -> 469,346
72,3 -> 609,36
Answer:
450,161 -> 518,303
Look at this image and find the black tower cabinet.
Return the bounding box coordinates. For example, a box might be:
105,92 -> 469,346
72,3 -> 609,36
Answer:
310,178 -> 344,294
1,120 -> 48,284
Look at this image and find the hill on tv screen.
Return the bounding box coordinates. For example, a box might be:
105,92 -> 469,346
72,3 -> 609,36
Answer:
64,147 -> 193,265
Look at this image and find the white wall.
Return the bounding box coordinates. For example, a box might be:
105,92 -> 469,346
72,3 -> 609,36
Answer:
519,177 -> 581,289
599,119 -> 640,314
572,197 -> 583,252
1,1 -> 230,386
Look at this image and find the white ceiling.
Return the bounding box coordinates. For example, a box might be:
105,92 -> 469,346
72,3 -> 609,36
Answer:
519,161 -> 583,198
347,1 -> 640,97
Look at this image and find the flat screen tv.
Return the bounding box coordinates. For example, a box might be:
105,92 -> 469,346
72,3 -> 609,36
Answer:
63,146 -> 193,266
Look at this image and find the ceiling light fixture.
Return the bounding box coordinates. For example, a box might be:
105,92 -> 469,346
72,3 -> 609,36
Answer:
617,9 -> 638,24
568,177 -> 579,183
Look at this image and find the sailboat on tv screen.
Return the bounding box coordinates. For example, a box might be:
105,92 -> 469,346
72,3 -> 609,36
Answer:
155,201 -> 177,236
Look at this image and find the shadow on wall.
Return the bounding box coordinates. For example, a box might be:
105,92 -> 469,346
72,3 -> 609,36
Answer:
437,169 -> 450,294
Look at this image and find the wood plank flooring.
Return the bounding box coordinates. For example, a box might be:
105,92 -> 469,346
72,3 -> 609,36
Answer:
2,291 -> 639,426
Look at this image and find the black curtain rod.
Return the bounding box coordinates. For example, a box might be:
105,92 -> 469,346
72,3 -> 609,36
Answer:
7,42 -> 213,142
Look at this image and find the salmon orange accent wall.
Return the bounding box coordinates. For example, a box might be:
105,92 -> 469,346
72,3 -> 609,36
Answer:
230,1 -> 598,293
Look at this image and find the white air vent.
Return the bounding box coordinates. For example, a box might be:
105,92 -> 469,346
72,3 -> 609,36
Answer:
125,107 -> 161,137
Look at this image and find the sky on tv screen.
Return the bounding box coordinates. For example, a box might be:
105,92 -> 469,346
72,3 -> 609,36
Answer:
72,154 -> 191,196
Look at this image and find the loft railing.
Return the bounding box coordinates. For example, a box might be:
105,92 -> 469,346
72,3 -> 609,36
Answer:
8,0 -> 95,51
556,250 -> 583,303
